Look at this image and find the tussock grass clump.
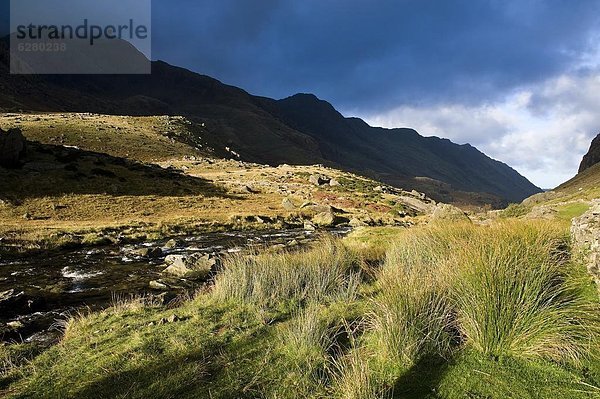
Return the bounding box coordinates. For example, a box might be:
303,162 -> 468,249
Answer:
280,305 -> 334,361
372,221 -> 599,370
331,348 -> 384,399
453,223 -> 599,364
368,224 -> 471,368
272,305 -> 334,398
369,273 -> 455,368
212,238 -> 362,308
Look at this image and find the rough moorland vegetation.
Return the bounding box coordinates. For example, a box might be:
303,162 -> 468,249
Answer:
1,220 -> 599,398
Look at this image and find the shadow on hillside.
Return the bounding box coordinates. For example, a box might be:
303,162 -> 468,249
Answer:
0,142 -> 237,201
391,355 -> 449,398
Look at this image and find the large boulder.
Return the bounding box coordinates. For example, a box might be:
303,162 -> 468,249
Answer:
0,128 -> 26,168
162,253 -> 218,279
131,246 -> 163,258
313,211 -> 338,227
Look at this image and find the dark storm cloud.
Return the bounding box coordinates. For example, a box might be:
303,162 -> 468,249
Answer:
151,0 -> 600,111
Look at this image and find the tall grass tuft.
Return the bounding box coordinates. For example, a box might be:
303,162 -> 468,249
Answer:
212,237 -> 362,308
369,273 -> 455,368
280,305 -> 333,357
452,222 -> 600,364
330,324 -> 389,399
371,221 -> 600,368
273,304 -> 334,397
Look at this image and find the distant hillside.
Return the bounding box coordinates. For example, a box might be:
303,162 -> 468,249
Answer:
553,133 -> 600,200
0,38 -> 541,206
270,94 -> 539,204
519,134 -> 600,214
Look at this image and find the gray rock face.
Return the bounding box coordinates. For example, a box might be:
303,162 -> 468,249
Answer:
571,200 -> 600,293
579,133 -> 600,173
0,128 -> 26,168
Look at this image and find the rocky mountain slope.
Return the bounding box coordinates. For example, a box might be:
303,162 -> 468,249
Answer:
579,133 -> 600,173
0,38 -> 541,206
505,133 -> 600,221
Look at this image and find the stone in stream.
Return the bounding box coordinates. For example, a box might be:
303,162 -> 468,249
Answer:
162,253 -> 219,279
304,221 -> 317,231
132,246 -> 163,258
149,280 -> 169,290
163,239 -> 183,249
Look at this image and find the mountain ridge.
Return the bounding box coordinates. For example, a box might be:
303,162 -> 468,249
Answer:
0,38 -> 541,206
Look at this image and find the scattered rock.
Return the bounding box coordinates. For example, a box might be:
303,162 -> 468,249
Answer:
288,239 -> 299,247
305,204 -> 333,214
166,314 -> 179,323
349,218 -> 366,227
163,239 -> 182,249
309,174 -> 330,186
398,196 -> 435,213
133,247 -> 163,258
313,211 -> 337,227
149,280 -> 169,290
162,253 -> 218,279
0,127 -> 26,168
282,197 -> 296,211
430,204 -> 471,223
329,179 -> 341,187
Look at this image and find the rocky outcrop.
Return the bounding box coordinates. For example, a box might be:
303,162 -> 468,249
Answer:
0,127 -> 26,168
571,200 -> 600,292
579,133 -> 600,173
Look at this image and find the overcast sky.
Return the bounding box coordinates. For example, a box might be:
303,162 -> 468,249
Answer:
3,1 -> 600,188
150,0 -> 600,189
